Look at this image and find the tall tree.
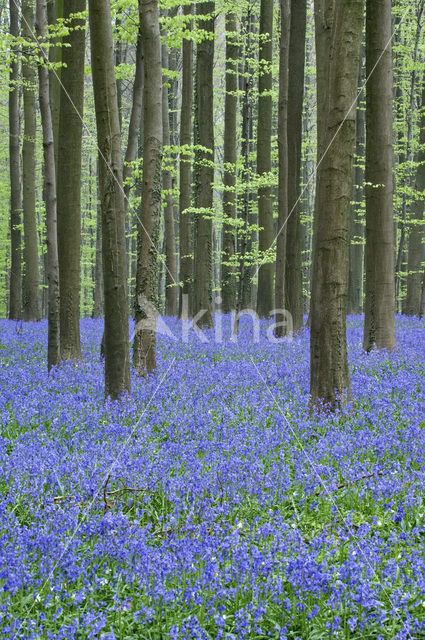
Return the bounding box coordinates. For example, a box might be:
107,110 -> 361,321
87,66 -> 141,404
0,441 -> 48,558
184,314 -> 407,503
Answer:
56,0 -> 86,359
89,0 -> 131,399
310,0 -> 364,408
179,2 -> 194,318
22,0 -> 41,322
36,0 -> 60,369
256,0 -> 274,318
192,0 -> 215,327
275,0 -> 290,336
133,0 -> 163,375
285,0 -> 307,332
363,0 -> 396,351
221,12 -> 238,313
162,31 -> 178,317
9,0 -> 22,320
347,53 -> 365,315
405,83 -> 425,316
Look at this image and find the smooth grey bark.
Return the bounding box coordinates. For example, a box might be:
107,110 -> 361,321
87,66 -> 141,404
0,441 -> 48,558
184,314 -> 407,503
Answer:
162,33 -> 178,316
275,0 -> 290,336
57,0 -> 85,359
221,12 -> 238,313
36,0 -> 60,369
405,83 -> 425,316
22,0 -> 41,322
89,0 -> 131,399
133,0 -> 163,375
47,0 -> 62,168
347,51 -> 365,315
178,2 -> 194,318
193,0 -> 214,327
310,0 -> 364,408
9,0 -> 22,320
256,0 -> 274,318
285,0 -> 307,333
363,0 -> 396,351
92,194 -> 103,318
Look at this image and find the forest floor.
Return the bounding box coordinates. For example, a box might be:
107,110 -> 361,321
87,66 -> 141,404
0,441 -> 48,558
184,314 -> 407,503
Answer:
1,315 -> 425,639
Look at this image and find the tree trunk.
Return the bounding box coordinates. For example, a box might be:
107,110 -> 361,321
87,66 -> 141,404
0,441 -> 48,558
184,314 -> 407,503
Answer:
178,2 -> 194,318
47,0 -> 63,168
285,0 -> 307,332
363,0 -> 396,351
193,0 -> 214,327
256,0 -> 274,318
162,33 -> 178,316
9,0 -> 22,320
22,0 -> 41,322
36,0 -> 60,369
310,0 -> 364,408
92,192 -> 103,318
89,0 -> 131,399
221,12 -> 238,313
57,0 -> 85,359
347,50 -> 365,315
275,0 -> 290,336
405,83 -> 425,316
133,0 -> 163,375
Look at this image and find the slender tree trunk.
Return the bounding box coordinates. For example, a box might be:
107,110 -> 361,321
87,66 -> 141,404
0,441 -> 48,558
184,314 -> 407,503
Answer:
133,0 -> 163,375
405,83 -> 425,316
22,0 -> 41,322
238,10 -> 254,313
162,33 -> 178,316
310,0 -> 364,408
57,0 -> 85,359
92,193 -> 103,318
221,12 -> 238,313
115,11 -> 123,132
420,268 -> 425,318
256,0 -> 274,318
285,0 -> 307,332
9,0 -> 22,320
193,0 -> 214,327
47,0 -> 63,168
363,0 -> 396,351
347,50 -> 365,315
179,2 -> 194,318
275,0 -> 290,335
89,0 -> 131,399
36,0 -> 60,369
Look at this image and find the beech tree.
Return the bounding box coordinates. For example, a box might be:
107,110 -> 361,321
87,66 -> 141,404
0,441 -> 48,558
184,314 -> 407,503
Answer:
363,0 -> 397,351
36,0 -> 60,369
256,0 -> 274,319
310,0 -> 364,408
89,0 -> 131,399
57,0 -> 86,360
133,0 -> 163,375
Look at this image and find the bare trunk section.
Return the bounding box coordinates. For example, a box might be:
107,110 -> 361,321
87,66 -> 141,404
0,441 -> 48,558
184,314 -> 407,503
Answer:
47,0 -> 63,168
89,0 -> 131,399
133,0 -> 163,375
310,0 -> 364,408
36,0 -> 60,369
193,0 -> 214,327
275,0 -> 290,336
347,53 -> 365,315
162,33 -> 178,316
363,0 -> 396,351
57,0 -> 85,359
405,83 -> 425,316
256,0 -> 274,318
22,0 -> 41,322
9,0 -> 22,320
221,12 -> 238,313
178,2 -> 194,318
285,0 -> 307,332
92,193 -> 103,318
